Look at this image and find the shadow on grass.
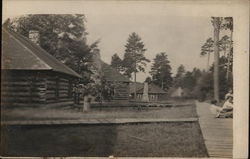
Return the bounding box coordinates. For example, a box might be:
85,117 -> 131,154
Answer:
1,122 -> 208,157
1,124 -> 118,157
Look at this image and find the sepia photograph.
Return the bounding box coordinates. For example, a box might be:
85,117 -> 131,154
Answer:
1,0 -> 249,158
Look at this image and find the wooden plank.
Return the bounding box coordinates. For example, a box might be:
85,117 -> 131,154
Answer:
196,101 -> 233,158
2,117 -> 198,125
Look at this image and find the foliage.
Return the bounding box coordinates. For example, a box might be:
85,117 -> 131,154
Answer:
218,35 -> 231,57
209,56 -> 233,98
110,53 -> 124,72
145,76 -> 152,83
221,17 -> 233,31
193,71 -> 214,101
150,52 -> 173,90
173,65 -> 186,88
200,38 -> 214,57
122,32 -> 150,78
200,36 -> 231,59
7,14 -> 99,78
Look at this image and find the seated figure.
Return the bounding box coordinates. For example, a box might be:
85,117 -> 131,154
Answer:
210,95 -> 233,118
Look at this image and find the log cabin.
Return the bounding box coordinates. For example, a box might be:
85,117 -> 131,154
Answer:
1,27 -> 82,108
101,62 -> 130,101
90,50 -> 131,101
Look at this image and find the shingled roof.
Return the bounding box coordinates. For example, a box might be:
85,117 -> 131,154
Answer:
101,61 -> 130,82
130,82 -> 167,94
2,28 -> 81,78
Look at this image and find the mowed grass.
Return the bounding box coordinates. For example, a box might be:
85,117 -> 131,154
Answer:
2,100 -> 197,121
1,122 -> 208,157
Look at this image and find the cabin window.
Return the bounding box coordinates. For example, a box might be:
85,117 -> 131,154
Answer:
55,77 -> 59,99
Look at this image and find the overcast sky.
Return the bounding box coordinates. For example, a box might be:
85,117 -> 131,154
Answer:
3,0 -> 240,82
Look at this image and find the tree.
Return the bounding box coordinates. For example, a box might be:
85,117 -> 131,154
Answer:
111,53 -> 124,72
218,35 -> 231,57
209,56 -> 233,100
211,17 -> 222,102
182,71 -> 196,90
150,52 -> 173,90
193,71 -> 214,101
7,14 -> 99,78
145,76 -> 152,83
122,32 -> 150,99
200,38 -> 214,70
221,17 -> 233,81
173,65 -> 186,88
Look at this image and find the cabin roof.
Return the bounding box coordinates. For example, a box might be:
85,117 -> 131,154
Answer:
101,61 -> 130,82
130,82 -> 167,94
2,28 -> 81,78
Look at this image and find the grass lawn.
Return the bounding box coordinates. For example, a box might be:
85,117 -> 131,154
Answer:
2,100 -> 197,121
1,122 -> 208,157
1,99 -> 208,157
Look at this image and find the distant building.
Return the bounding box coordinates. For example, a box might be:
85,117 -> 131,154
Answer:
170,87 -> 184,97
101,62 -> 130,101
129,82 -> 167,101
1,27 -> 82,108
89,50 -> 131,101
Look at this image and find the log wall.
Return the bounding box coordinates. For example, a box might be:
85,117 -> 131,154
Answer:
1,71 -> 47,107
113,82 -> 129,100
1,70 -> 77,108
45,74 -> 74,104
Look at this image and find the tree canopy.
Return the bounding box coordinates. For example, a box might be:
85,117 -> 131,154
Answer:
150,52 -> 172,90
122,32 -> 150,78
200,38 -> 214,57
110,53 -> 124,72
173,65 -> 186,88
6,14 -> 99,78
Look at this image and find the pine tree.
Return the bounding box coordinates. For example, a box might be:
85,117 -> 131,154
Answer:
201,38 -> 214,70
211,17 -> 222,102
122,32 -> 150,99
173,65 -> 186,88
150,52 -> 173,90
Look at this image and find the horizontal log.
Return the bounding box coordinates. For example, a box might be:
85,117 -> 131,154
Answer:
58,88 -> 69,91
46,78 -> 68,82
2,87 -> 46,92
2,75 -> 46,80
45,94 -> 56,99
2,97 -> 46,103
2,81 -> 46,86
1,103 -> 45,107
47,82 -> 56,85
46,90 -> 56,94
46,98 -> 73,103
59,94 -> 70,98
44,101 -> 74,107
1,92 -> 46,97
47,85 -> 56,89
58,90 -> 69,93
47,83 -> 69,88
59,78 -> 69,82
59,83 -> 70,87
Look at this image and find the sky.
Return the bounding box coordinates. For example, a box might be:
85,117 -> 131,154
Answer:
3,0 -> 240,82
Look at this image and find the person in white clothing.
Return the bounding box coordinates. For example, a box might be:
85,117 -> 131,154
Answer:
225,88 -> 233,100
210,95 -> 233,118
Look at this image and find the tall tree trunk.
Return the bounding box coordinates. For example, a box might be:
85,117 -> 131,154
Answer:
134,71 -> 137,100
213,17 -> 220,102
226,31 -> 233,81
207,52 -> 210,70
